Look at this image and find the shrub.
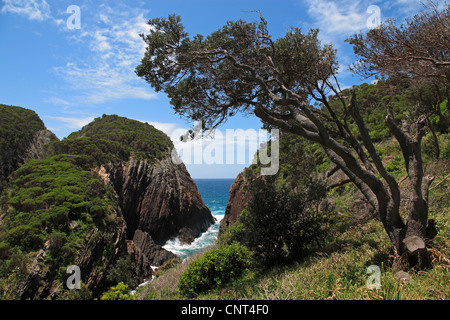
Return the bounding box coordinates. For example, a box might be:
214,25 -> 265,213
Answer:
100,282 -> 137,300
106,256 -> 134,288
233,178 -> 335,266
178,244 -> 253,297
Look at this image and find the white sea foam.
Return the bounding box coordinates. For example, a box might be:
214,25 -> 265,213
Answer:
163,213 -> 224,259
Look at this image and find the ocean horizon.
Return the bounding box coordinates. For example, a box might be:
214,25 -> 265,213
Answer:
162,178 -> 235,259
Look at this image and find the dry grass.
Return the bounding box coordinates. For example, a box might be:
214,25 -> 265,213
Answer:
137,245 -> 215,300
137,159 -> 450,301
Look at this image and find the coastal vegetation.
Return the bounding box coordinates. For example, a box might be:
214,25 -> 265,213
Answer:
135,3 -> 448,300
45,114 -> 174,166
137,126 -> 449,300
136,3 -> 449,270
0,114 -> 203,299
0,2 -> 448,301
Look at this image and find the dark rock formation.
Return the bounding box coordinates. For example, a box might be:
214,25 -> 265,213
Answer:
75,221 -> 128,298
108,157 -> 215,245
0,111 -> 214,299
219,171 -> 250,235
126,229 -> 177,283
18,213 -> 128,300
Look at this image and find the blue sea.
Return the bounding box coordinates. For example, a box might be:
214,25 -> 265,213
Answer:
162,179 -> 234,259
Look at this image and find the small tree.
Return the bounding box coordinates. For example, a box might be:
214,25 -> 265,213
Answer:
136,11 -> 444,267
236,177 -> 332,266
347,2 -> 450,132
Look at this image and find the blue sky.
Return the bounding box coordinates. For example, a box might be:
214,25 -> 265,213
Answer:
0,0 -> 441,178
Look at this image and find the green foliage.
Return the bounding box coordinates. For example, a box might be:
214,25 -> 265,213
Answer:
422,132 -> 450,160
0,247 -> 29,299
106,256 -> 134,288
137,14 -> 337,129
227,177 -> 335,266
45,136 -> 129,167
100,282 -> 137,300
0,105 -> 53,186
56,282 -> 93,300
268,133 -> 329,189
0,154 -> 119,279
178,244 -> 253,297
325,80 -> 411,143
61,114 -> 173,164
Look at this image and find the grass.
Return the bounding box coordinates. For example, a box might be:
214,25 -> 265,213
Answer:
136,154 -> 450,301
138,208 -> 449,300
137,191 -> 449,301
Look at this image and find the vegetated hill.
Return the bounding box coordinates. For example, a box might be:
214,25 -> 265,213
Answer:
0,111 -> 214,299
48,114 -> 215,244
136,80 -> 450,300
46,114 -> 174,165
0,104 -> 58,190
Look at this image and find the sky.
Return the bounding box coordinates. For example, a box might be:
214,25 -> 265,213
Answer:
0,0 -> 442,178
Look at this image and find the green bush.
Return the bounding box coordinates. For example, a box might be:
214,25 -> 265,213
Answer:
230,178 -> 335,267
422,132 -> 450,160
100,282 -> 137,300
178,244 -> 253,297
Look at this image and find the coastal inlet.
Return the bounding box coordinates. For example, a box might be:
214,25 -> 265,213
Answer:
163,179 -> 234,259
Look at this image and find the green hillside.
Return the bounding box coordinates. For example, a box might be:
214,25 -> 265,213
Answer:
0,112 -> 175,299
0,105 -> 50,186
136,80 -> 450,300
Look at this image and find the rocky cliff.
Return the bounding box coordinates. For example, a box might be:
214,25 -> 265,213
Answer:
0,105 -> 58,189
219,171 -> 250,235
0,111 -> 214,299
108,157 -> 215,245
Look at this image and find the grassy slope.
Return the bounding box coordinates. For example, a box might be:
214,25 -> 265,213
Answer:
138,140 -> 450,300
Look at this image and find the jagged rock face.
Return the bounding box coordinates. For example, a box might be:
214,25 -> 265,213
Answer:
126,229 -> 177,283
18,213 -> 128,300
22,130 -> 59,162
0,129 -> 58,188
1,111 -> 214,299
75,221 -> 128,298
108,157 -> 215,245
219,171 -> 249,235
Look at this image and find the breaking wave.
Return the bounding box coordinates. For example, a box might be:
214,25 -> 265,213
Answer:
163,211 -> 224,259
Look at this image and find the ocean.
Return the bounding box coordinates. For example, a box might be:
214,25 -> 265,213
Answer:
162,178 -> 235,259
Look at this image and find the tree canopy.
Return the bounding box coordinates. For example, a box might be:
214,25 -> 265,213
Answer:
347,2 -> 450,132
136,7 -> 448,266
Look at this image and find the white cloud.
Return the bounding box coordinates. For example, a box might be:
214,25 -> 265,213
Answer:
305,0 -> 370,38
52,3 -> 156,105
44,96 -> 73,106
3,1 -> 157,106
1,0 -> 51,21
45,115 -> 95,130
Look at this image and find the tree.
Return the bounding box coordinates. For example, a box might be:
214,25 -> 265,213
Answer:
347,2 -> 450,132
235,177 -> 332,266
136,13 -> 442,267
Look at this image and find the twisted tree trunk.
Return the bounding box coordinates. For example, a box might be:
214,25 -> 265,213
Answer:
385,109 -> 435,267
254,92 -> 436,268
